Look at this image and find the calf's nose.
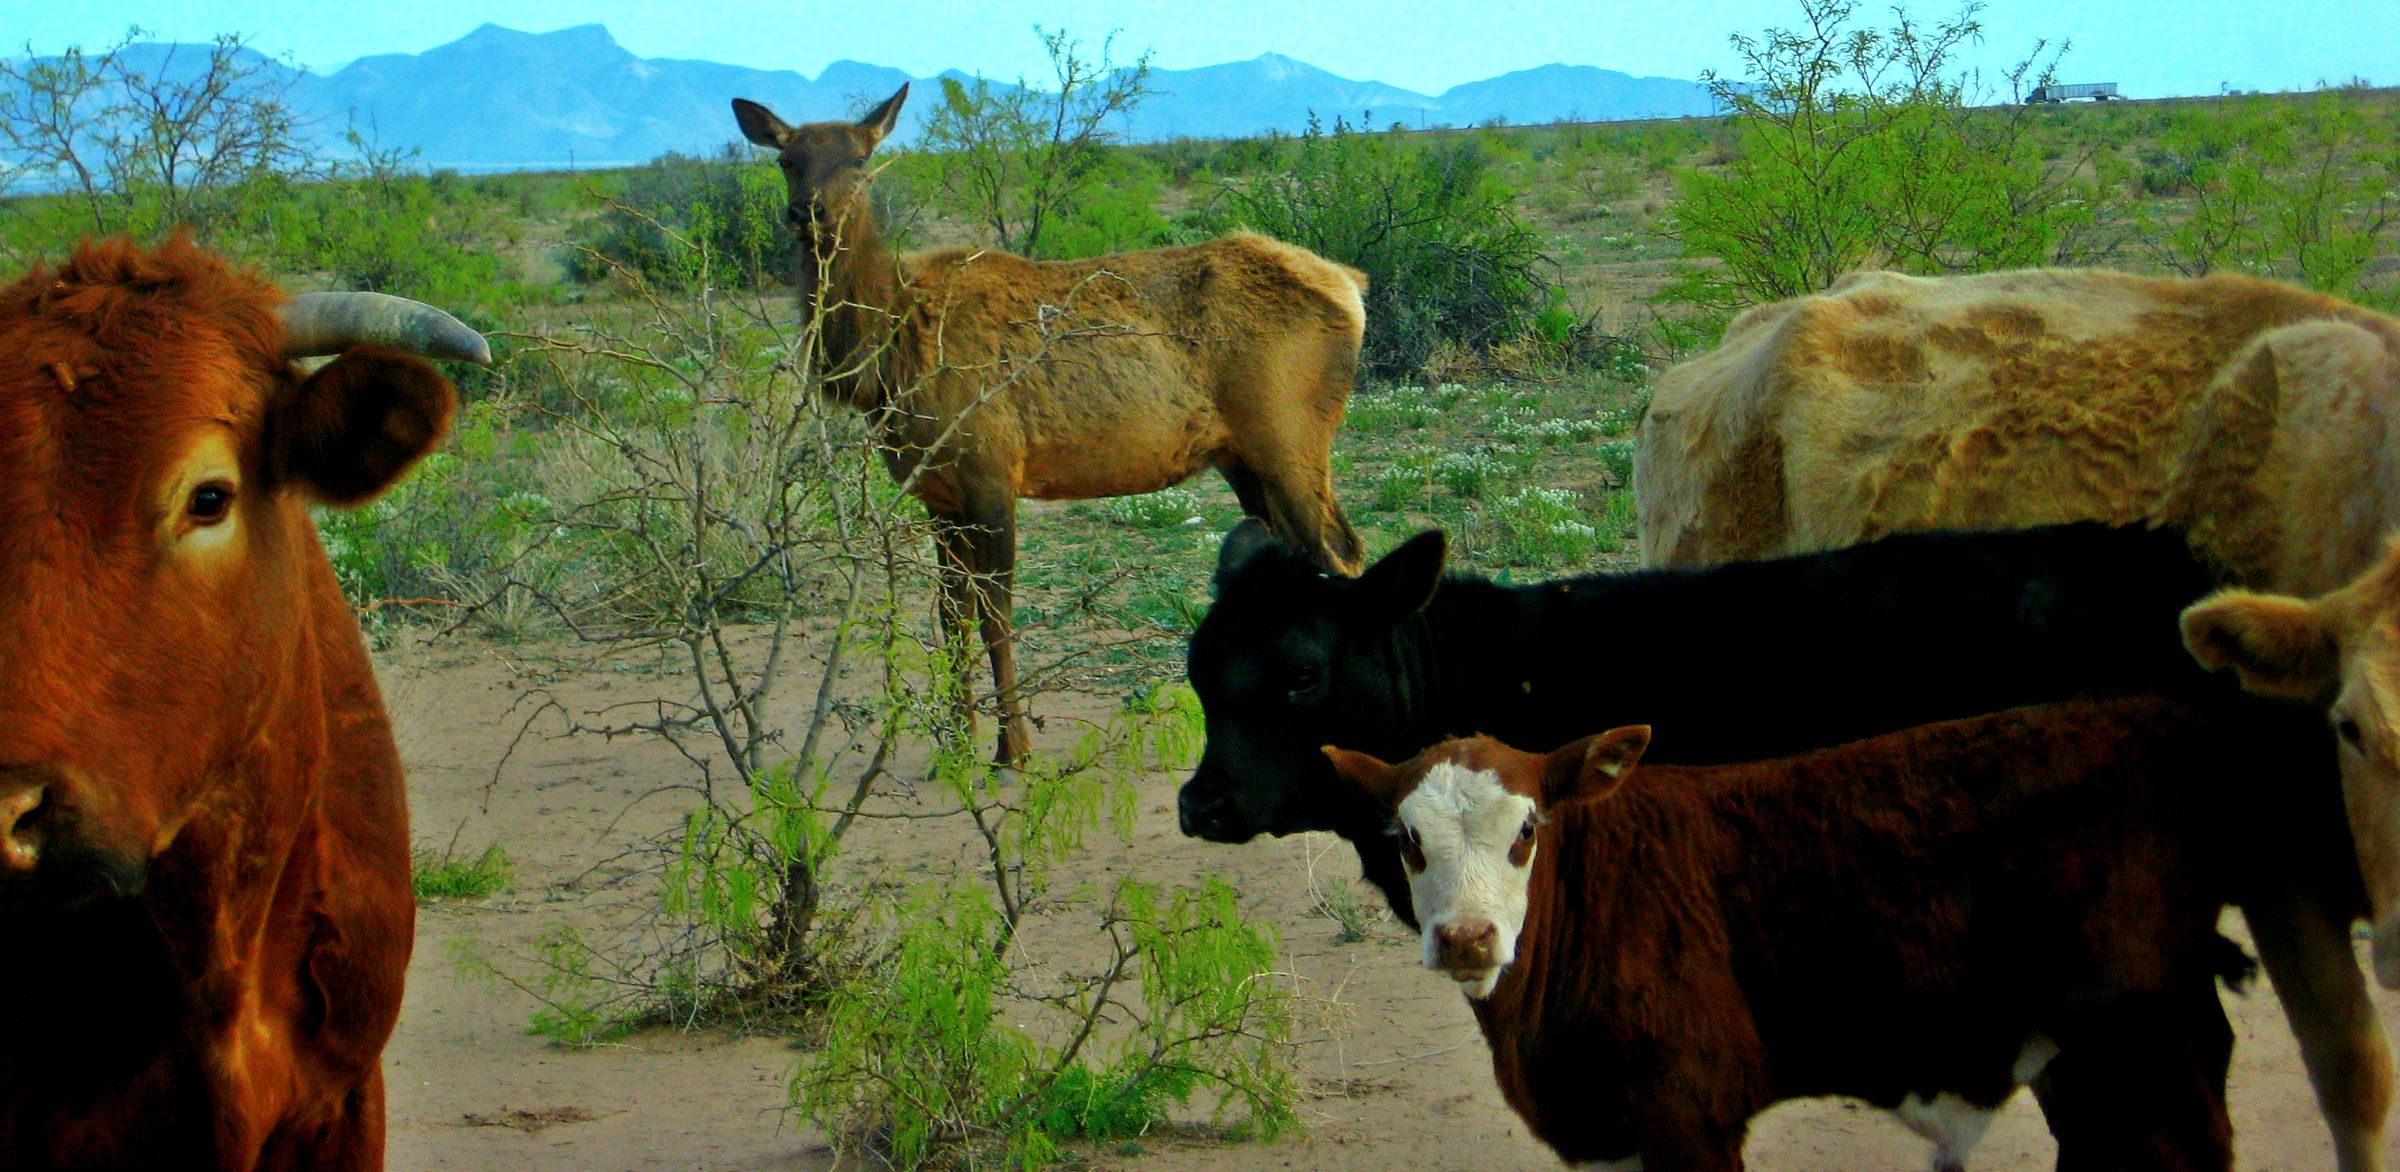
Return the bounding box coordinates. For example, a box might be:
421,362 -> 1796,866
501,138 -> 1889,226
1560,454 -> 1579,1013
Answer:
0,783 -> 44,872
1432,917 -> 1500,973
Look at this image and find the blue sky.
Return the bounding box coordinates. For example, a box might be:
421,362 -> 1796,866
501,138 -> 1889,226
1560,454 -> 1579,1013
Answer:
11,0 -> 2397,100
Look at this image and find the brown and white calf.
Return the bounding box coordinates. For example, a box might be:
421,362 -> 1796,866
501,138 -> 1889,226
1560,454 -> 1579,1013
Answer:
1324,696 -> 2352,1170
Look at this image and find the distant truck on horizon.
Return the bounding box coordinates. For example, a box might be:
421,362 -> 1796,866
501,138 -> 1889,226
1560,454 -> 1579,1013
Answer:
2028,81 -> 2120,103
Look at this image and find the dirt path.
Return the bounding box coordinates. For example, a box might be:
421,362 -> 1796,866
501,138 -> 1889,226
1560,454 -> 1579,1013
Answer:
373,639 -> 2400,1170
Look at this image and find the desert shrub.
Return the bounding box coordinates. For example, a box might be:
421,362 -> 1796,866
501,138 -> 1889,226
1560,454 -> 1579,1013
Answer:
410,231 -> 1299,1171
801,871 -> 1290,1168
1194,115 -> 1550,377
569,147 -> 789,289
1661,0 -> 2134,330
915,28 -> 1154,259
411,843 -> 513,902
2137,93 -> 2400,307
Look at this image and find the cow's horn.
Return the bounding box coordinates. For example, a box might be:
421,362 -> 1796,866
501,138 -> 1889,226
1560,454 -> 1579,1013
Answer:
278,292 -> 492,365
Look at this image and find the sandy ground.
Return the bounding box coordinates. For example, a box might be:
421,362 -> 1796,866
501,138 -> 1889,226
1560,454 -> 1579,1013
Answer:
372,637 -> 2400,1171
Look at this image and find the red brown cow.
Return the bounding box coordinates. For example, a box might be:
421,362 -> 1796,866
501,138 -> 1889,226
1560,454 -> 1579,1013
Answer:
1325,695 -> 2356,1170
0,237 -> 485,1168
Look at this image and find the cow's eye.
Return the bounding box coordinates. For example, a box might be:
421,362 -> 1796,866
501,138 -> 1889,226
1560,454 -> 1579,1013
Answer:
188,483 -> 235,525
1286,666 -> 1324,700
1518,818 -> 1537,843
2338,714 -> 2365,747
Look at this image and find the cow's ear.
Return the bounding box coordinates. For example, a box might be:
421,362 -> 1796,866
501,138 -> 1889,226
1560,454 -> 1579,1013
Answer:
1323,744 -> 1400,806
1353,529 -> 1446,628
1548,726 -> 1650,804
271,345 -> 456,507
2182,590 -> 2342,703
732,98 -> 794,148
1215,518 -> 1283,587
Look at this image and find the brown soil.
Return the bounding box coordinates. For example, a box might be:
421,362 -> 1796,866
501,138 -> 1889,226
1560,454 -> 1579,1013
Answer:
376,637 -> 2400,1171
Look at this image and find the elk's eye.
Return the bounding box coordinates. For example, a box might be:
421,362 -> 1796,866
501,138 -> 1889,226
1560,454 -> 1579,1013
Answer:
188,483 -> 235,525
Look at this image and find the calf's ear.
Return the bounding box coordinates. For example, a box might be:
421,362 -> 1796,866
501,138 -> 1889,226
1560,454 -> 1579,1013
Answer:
1351,529 -> 1446,628
1323,745 -> 1400,806
2181,590 -> 2341,703
1547,725 -> 1650,804
271,345 -> 457,507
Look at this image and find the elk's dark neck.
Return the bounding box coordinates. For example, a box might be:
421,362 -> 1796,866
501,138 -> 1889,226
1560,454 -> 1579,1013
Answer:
800,200 -> 906,407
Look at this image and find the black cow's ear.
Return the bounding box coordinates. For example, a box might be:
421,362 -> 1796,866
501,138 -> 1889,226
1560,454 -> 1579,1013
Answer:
1214,518 -> 1284,588
270,345 -> 456,507
1353,529 -> 1446,627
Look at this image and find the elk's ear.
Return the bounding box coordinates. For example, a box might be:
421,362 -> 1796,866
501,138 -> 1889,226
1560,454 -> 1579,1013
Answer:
2182,590 -> 2342,703
270,345 -> 456,507
1546,726 -> 1650,805
858,83 -> 909,147
1214,518 -> 1284,587
1352,530 -> 1446,628
732,98 -> 794,148
1323,745 -> 1401,807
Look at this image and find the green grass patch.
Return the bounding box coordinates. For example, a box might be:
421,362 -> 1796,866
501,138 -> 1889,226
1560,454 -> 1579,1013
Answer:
412,842 -> 514,902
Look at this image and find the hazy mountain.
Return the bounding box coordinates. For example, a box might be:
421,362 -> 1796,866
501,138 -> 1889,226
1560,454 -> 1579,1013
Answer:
6,25 -> 1719,175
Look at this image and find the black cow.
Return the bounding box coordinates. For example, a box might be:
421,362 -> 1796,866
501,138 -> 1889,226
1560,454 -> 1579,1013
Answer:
1183,519 -> 2244,916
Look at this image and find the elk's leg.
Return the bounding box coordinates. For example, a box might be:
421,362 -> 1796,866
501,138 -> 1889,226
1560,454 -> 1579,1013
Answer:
1214,457 -> 1275,521
2246,889 -> 2393,1172
933,491 -> 1030,766
1225,437 -> 1362,576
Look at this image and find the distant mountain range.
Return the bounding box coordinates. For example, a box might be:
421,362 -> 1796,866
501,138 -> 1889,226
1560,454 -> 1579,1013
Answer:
6,24 -> 1722,175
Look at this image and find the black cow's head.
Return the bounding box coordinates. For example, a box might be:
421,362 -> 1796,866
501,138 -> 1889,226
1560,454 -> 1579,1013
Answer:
1179,520 -> 1448,843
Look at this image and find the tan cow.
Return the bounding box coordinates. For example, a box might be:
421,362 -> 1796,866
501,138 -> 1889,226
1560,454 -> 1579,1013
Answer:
1633,266 -> 2400,1171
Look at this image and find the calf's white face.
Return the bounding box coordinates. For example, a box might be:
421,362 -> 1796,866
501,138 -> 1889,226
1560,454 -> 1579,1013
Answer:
1395,761 -> 1542,998
1324,728 -> 1652,1001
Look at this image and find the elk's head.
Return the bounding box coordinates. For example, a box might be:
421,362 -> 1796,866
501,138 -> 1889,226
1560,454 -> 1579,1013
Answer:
732,85 -> 908,251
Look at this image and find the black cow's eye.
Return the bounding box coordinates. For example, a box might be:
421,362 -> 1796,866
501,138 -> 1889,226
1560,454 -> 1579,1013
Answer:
188,483 -> 235,525
1287,665 -> 1324,700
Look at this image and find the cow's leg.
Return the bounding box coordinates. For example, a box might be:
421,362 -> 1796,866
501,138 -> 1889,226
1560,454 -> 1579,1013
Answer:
932,489 -> 1029,766
2247,891 -> 2393,1172
2034,990 -> 2234,1172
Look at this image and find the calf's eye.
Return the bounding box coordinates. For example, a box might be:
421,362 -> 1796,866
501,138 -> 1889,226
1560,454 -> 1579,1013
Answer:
188,483 -> 235,525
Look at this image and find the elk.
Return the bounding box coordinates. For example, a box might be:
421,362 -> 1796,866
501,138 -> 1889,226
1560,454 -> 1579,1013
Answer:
733,84 -> 1368,763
